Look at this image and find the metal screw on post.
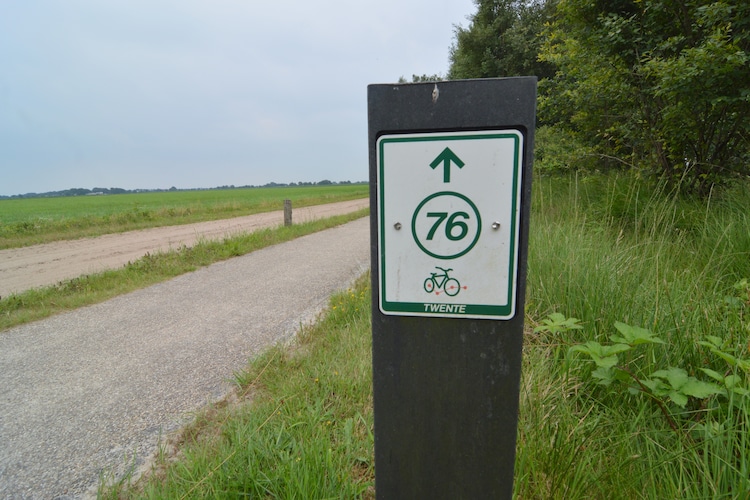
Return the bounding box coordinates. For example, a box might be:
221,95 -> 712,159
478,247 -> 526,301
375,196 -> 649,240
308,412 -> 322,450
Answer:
284,199 -> 292,226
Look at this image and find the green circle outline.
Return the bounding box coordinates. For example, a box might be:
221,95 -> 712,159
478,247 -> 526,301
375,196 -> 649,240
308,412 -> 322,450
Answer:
411,191 -> 482,259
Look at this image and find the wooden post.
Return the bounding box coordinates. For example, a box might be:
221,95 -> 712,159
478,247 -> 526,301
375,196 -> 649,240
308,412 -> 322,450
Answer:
284,199 -> 292,226
368,77 -> 536,499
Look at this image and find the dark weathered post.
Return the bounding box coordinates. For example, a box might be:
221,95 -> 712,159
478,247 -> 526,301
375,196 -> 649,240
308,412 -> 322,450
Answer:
283,199 -> 292,226
368,78 -> 536,499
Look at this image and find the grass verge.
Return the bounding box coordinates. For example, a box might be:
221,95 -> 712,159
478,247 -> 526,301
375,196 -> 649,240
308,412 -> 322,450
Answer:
0,209 -> 369,332
102,273 -> 374,498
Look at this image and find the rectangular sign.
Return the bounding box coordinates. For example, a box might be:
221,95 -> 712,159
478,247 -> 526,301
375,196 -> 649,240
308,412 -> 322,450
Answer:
377,130 -> 524,319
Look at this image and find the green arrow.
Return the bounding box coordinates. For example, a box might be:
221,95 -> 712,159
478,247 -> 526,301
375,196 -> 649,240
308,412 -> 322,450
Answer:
429,147 -> 465,183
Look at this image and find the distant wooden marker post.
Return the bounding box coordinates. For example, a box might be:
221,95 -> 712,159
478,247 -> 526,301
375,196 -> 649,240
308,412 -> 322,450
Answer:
283,199 -> 292,226
368,78 -> 536,499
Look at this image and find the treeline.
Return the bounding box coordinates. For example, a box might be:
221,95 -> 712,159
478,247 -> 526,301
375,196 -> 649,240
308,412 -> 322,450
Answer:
447,0 -> 750,195
1,180 -> 367,200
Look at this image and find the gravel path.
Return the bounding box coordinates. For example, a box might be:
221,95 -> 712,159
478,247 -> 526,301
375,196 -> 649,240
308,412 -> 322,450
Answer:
0,198 -> 369,298
0,216 -> 370,499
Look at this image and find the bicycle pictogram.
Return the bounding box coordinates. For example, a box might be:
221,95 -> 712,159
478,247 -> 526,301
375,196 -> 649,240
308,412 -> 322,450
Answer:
423,267 -> 462,297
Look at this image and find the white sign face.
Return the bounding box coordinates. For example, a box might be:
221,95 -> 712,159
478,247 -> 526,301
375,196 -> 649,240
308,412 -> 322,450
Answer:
377,130 -> 524,319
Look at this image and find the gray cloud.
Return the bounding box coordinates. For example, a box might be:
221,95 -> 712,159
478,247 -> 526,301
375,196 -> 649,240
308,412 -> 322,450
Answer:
0,0 -> 474,195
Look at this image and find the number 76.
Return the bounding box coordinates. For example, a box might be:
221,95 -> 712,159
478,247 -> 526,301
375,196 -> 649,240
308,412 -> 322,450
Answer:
426,211 -> 470,241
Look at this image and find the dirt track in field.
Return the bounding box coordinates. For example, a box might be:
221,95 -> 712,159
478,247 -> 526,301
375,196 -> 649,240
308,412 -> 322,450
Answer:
0,198 -> 369,298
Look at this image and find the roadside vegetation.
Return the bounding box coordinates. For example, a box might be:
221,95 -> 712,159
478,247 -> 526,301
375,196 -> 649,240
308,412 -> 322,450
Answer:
0,209 -> 368,332
98,171 -> 749,498
0,184 -> 368,249
518,172 -> 750,498
102,274 -> 375,499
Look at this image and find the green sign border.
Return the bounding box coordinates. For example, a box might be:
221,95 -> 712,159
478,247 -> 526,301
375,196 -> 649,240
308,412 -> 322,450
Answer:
377,131 -> 523,319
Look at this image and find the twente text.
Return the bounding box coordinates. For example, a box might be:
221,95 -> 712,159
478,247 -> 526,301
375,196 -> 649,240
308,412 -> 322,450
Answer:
423,303 -> 467,314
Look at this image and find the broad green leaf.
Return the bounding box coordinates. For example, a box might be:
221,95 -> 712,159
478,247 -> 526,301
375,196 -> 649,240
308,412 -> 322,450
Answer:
724,374 -> 743,389
641,377 -> 668,394
699,368 -> 724,382
569,341 -> 602,357
700,371 -> 749,396
601,343 -> 631,356
730,386 -> 750,397
612,367 -> 632,383
652,367 -> 688,390
570,342 -> 628,368
548,312 -> 566,322
591,354 -> 619,369
701,336 -> 724,349
714,350 -> 739,367
668,391 -> 688,408
534,313 -> 583,333
680,379 -> 725,399
592,366 -> 615,385
611,322 -> 665,345
697,338 -> 740,366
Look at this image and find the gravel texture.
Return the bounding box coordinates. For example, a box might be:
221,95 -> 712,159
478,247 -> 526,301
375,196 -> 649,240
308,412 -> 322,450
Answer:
0,216 -> 370,499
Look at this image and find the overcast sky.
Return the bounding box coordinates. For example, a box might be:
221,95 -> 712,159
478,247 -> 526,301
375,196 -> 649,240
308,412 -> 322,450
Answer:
0,1 -> 477,196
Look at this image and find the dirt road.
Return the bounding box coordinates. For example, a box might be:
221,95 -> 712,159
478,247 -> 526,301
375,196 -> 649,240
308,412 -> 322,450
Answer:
0,198 -> 368,298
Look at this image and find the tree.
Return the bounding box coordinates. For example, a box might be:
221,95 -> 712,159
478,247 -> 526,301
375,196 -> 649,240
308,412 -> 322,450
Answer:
398,74 -> 443,83
540,0 -> 750,194
448,0 -> 557,80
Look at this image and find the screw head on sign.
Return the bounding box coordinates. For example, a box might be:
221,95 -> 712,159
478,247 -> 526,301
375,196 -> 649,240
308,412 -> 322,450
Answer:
492,222 -> 501,230
394,222 -> 402,230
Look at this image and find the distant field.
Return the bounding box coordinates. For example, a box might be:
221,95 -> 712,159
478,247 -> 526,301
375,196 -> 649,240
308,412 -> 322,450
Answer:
0,184 -> 369,249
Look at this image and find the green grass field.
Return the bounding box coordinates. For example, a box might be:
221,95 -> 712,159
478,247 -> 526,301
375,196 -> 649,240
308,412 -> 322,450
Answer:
0,184 -> 368,249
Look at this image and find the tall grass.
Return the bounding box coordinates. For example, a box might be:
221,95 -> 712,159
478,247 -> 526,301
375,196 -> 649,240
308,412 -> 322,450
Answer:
519,173 -> 750,498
